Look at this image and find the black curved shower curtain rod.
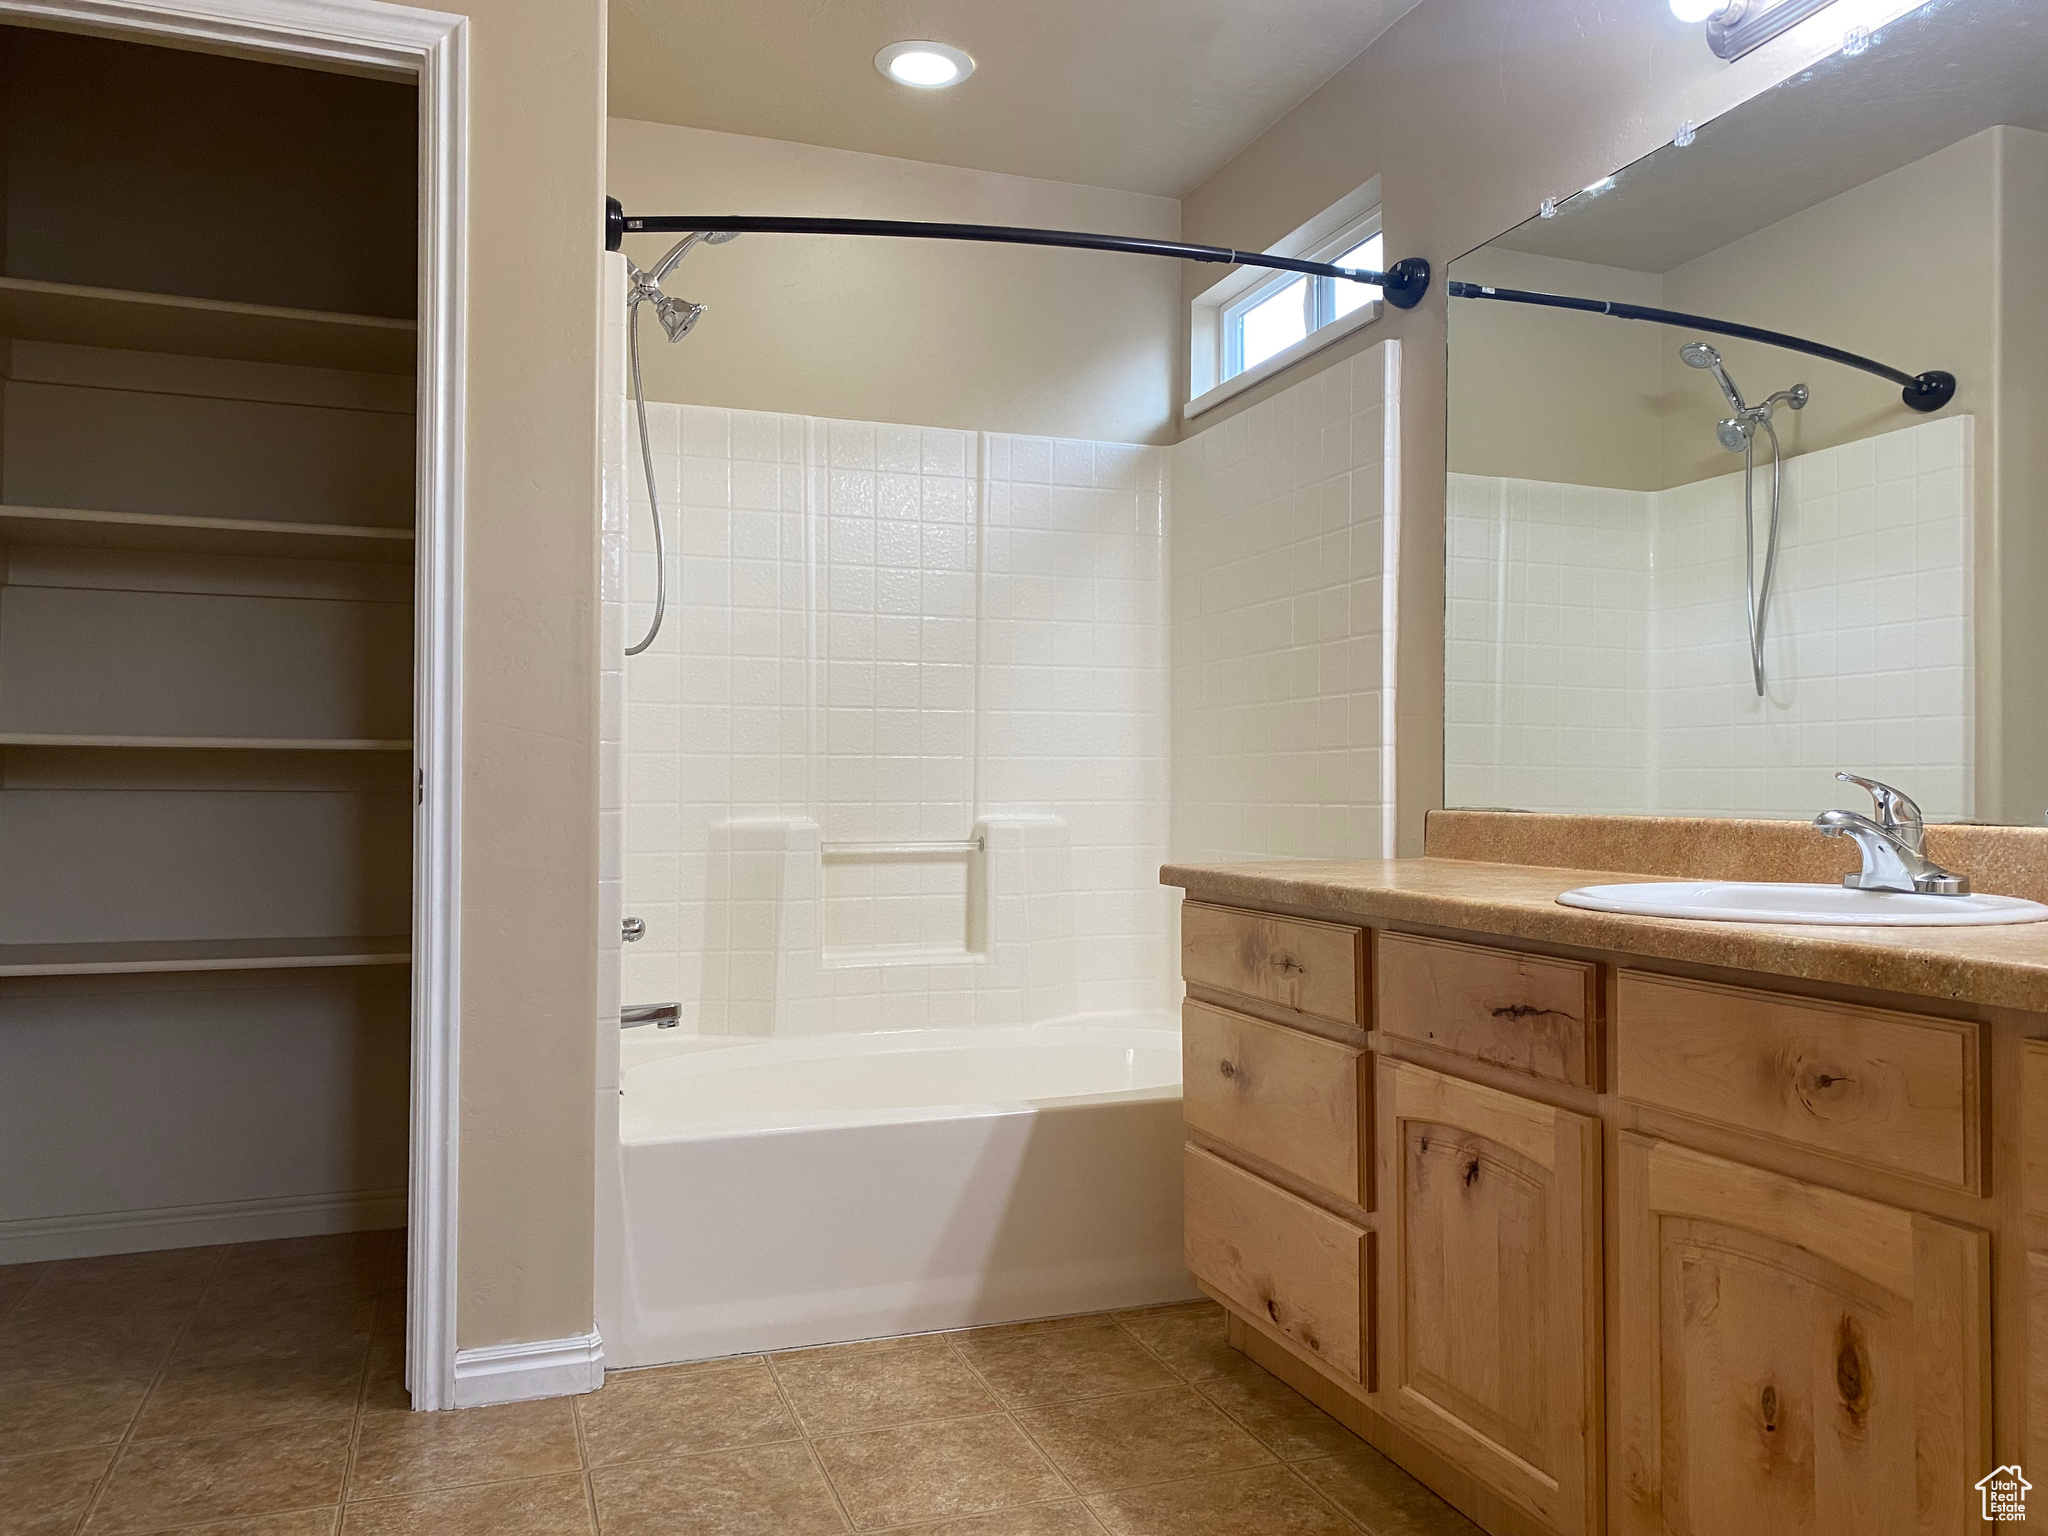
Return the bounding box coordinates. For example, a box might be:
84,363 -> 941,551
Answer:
603,198 -> 1435,308
1445,280 -> 1956,413
602,200 -> 1956,410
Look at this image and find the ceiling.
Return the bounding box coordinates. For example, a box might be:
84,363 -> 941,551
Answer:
606,0 -> 1427,199
1488,0 -> 2048,274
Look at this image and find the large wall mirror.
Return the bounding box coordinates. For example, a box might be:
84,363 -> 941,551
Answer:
1444,1 -> 2044,826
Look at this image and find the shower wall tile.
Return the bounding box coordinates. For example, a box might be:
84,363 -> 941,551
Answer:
1443,473 -> 1653,813
1648,415 -> 1973,819
620,398 -> 1172,1033
1167,341 -> 1401,866
1444,415 -> 1974,821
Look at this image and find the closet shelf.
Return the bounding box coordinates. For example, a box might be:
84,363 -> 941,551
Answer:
0,734 -> 412,751
0,274 -> 415,373
0,935 -> 411,978
0,504 -> 415,564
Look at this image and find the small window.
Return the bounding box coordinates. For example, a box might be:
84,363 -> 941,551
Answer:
1219,212 -> 1383,384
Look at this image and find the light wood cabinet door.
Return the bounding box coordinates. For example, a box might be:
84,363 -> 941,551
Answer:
1377,1061 -> 1603,1536
1614,1134 -> 1990,1536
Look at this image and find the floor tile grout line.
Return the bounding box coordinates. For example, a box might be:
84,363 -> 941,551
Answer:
72,1245 -> 229,1536
862,1493 -> 1112,1536
764,1351 -> 859,1534
108,1498 -> 346,1536
1278,1457 -> 1374,1534
938,1339 -> 1082,1511
940,1310 -> 1373,1527
1103,1309 -> 1379,1533
567,1380 -> 602,1534
1113,1307 -> 1372,1474
334,1291 -> 387,1513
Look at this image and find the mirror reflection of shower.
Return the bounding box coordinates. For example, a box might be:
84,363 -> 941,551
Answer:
1678,340 -> 1808,696
622,230 -> 739,656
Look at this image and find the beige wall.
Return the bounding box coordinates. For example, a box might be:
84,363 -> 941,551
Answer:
605,119 -> 1182,446
424,0 -> 604,1352
1445,247 -> 1665,490
1176,0 -> 1908,853
1657,131 -> 1999,486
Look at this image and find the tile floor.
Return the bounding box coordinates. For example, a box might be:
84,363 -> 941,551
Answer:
1,1235 -> 1481,1535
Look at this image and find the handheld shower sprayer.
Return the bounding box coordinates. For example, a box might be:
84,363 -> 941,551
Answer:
1680,340 -> 1745,414
1678,339 -> 1809,697
622,231 -> 738,656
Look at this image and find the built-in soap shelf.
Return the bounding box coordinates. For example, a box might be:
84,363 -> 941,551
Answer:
690,815 -> 1079,1033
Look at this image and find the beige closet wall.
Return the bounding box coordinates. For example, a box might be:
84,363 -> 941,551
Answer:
605,119 -> 1183,446
395,0 -> 604,1353
1176,0 -> 1911,852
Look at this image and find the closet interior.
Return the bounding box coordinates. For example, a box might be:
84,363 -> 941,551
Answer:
0,27 -> 421,1262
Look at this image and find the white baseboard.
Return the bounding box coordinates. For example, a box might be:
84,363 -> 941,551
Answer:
0,1188 -> 407,1264
453,1329 -> 604,1408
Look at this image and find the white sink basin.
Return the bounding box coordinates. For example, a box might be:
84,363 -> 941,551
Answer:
1557,880 -> 2048,927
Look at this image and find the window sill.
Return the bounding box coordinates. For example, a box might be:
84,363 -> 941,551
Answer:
1185,298 -> 1383,421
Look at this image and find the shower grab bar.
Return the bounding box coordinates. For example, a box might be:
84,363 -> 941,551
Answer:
621,1002 -> 680,1029
1444,280 -> 1956,412
821,838 -> 986,857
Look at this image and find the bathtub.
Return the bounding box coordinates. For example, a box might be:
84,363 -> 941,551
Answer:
608,1019 -> 1197,1366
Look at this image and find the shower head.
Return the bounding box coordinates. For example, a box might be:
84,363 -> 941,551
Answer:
652,293 -> 707,341
625,228 -> 736,344
1680,340 -> 1747,414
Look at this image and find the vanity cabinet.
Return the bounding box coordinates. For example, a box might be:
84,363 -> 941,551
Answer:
1174,894 -> 2021,1536
1613,1135 -> 1988,1535
1377,1060 -> 1602,1536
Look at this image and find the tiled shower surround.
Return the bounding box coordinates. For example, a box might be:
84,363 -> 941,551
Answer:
1170,344 -> 1401,864
618,340 -> 1403,1035
621,406 -> 1173,1033
1446,415 -> 1973,820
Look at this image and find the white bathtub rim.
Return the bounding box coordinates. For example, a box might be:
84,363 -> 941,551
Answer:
621,1081 -> 1182,1146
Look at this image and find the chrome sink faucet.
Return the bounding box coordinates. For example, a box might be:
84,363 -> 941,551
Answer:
1812,773 -> 1969,895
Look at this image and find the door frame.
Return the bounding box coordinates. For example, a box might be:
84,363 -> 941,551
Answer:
0,0 -> 470,1410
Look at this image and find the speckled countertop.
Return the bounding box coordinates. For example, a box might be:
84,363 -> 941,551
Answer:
1163,812 -> 2048,1012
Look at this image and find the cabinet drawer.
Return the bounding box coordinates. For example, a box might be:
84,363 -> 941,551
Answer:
1377,931 -> 1599,1088
1183,1143 -> 1368,1382
1616,971 -> 1981,1192
1180,901 -> 1363,1029
1183,999 -> 1365,1207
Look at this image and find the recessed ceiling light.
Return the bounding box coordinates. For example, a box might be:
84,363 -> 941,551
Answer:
875,41 -> 974,89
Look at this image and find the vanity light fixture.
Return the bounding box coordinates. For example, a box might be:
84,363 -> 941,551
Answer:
875,41 -> 975,89
1669,0 -> 1842,60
